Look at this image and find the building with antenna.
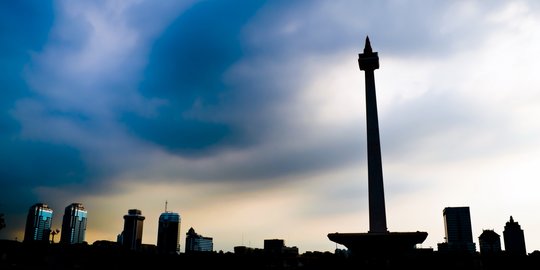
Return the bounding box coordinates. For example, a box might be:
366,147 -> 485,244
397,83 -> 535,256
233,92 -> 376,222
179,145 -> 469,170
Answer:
157,201 -> 181,254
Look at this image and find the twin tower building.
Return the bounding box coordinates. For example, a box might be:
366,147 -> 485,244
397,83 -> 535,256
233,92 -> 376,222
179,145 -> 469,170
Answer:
23,203 -> 206,254
24,203 -> 87,245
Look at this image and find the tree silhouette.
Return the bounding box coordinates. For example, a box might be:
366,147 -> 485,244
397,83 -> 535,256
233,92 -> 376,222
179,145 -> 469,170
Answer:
51,228 -> 60,243
0,213 -> 5,231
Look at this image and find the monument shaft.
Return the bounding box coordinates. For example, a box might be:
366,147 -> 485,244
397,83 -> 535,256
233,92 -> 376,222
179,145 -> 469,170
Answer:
358,37 -> 388,233
327,37 -> 427,255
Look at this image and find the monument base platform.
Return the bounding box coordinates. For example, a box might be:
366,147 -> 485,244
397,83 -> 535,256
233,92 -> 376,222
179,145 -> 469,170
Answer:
328,231 -> 428,256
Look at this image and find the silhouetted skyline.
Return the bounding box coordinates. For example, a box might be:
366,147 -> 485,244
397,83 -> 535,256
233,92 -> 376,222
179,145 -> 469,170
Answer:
2,1 -> 540,253
12,200 -> 532,257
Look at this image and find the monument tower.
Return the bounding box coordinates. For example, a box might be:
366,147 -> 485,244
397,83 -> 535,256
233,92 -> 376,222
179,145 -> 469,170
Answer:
328,36 -> 427,256
360,36 -> 387,233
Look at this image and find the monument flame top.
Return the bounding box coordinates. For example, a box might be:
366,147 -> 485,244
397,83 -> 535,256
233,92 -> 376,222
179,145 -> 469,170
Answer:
359,36 -> 379,71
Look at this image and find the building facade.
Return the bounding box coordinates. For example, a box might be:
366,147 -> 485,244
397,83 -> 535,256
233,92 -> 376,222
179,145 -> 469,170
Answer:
60,203 -> 87,244
157,211 -> 181,254
478,229 -> 501,254
121,209 -> 145,250
441,206 -> 476,253
503,216 -> 526,255
264,239 -> 285,254
185,227 -> 213,253
264,239 -> 299,256
23,203 -> 53,243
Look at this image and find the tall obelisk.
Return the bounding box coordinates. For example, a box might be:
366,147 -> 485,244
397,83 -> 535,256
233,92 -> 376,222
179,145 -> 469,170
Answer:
327,37 -> 427,256
359,36 -> 387,233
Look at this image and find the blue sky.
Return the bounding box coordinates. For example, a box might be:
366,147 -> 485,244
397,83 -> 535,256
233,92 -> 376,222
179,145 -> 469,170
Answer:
2,0 -> 540,253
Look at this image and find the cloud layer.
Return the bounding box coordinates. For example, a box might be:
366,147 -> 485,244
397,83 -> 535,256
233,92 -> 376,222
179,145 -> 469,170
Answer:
2,0 -> 540,253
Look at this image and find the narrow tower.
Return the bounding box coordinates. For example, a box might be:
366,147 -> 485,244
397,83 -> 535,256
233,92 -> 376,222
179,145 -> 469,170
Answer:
328,37 -> 427,256
358,36 -> 387,233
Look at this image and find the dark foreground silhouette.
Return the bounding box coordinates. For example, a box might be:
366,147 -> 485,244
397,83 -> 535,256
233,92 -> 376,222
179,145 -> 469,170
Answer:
2,240 -> 540,270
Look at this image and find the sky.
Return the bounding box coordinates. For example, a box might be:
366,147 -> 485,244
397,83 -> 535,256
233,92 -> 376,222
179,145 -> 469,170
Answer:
2,0 -> 540,254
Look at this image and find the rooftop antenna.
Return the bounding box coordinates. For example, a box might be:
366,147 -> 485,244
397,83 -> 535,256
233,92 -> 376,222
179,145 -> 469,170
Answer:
165,200 -> 168,212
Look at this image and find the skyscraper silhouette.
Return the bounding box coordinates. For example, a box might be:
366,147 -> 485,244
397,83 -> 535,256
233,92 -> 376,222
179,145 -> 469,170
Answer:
121,209 -> 145,250
157,210 -> 181,254
440,206 -> 476,253
503,216 -> 526,255
185,227 -> 213,253
60,203 -> 87,244
23,203 -> 53,243
478,229 -> 501,254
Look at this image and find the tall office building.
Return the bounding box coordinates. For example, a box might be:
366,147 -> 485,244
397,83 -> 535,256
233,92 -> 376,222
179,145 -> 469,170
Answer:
121,209 -> 145,250
441,206 -> 476,253
478,229 -> 501,254
23,203 -> 53,243
503,216 -> 526,255
60,203 -> 87,244
185,227 -> 213,253
157,211 -> 181,254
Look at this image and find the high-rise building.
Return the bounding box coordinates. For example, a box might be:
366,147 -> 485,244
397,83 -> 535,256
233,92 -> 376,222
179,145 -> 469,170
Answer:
121,209 -> 145,250
60,203 -> 87,244
185,227 -> 213,253
157,211 -> 181,254
441,206 -> 476,253
23,203 -> 53,243
503,216 -> 526,255
478,229 -> 501,254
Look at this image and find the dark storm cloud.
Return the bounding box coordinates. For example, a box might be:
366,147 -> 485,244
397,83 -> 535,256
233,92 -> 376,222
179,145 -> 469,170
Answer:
0,2 -> 63,188
5,0 -> 193,194
122,0 -> 378,179
246,0 -> 506,59
1,140 -> 85,188
122,0 -> 507,173
0,0 -> 516,197
0,0 -> 88,234
124,0 -> 266,156
0,1 -> 53,116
